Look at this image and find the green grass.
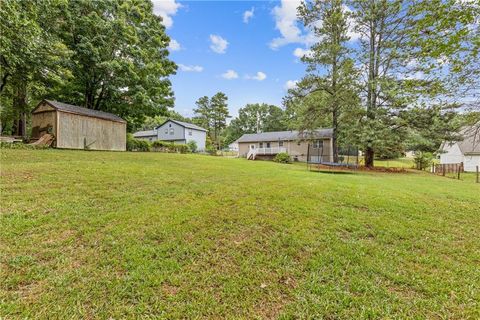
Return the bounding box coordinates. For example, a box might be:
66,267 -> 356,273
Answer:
1,150 -> 479,319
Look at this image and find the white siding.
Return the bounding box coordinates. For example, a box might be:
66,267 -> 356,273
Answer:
440,143 -> 464,164
464,155 -> 480,172
157,120 -> 185,141
186,128 -> 206,151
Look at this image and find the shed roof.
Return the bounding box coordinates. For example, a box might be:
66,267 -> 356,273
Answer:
34,100 -> 126,123
237,129 -> 333,143
157,119 -> 207,132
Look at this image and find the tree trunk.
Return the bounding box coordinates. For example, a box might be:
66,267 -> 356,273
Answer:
365,146 -> 374,167
332,108 -> 338,163
12,77 -> 28,138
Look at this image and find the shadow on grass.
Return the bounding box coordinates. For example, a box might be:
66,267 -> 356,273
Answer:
309,170 -> 356,175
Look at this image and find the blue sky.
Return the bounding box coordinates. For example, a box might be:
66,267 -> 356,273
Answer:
153,0 -> 312,118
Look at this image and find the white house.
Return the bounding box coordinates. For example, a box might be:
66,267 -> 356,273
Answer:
439,124 -> 480,172
133,119 -> 207,151
228,140 -> 239,152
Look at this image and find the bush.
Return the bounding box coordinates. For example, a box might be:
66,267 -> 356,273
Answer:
187,140 -> 197,153
151,140 -> 189,153
126,134 -> 151,152
273,152 -> 291,164
205,145 -> 217,155
414,151 -> 433,170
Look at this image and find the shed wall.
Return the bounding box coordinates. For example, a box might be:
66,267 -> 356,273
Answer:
57,112 -> 126,151
31,111 -> 57,145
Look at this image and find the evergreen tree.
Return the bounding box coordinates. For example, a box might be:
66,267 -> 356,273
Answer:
288,0 -> 360,162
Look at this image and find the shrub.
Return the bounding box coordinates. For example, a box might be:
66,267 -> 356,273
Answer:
151,140 -> 189,153
187,140 -> 197,153
126,134 -> 151,152
273,152 -> 291,164
414,151 -> 433,170
205,145 -> 217,155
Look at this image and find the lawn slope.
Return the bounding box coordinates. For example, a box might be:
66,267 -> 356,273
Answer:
1,150 -> 479,319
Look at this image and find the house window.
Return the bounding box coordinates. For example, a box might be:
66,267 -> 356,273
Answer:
169,124 -> 172,127
313,140 -> 321,148
188,129 -> 192,136
266,142 -> 271,148
149,137 -> 153,142
165,128 -> 168,134
259,142 -> 263,148
170,128 -> 174,135
279,141 -> 284,147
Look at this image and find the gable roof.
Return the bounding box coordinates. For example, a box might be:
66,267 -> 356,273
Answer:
458,124 -> 480,155
133,130 -> 157,138
237,129 -> 333,143
34,100 -> 126,123
156,119 -> 207,132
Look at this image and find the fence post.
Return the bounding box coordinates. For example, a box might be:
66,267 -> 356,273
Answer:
457,163 -> 461,180
442,164 -> 446,176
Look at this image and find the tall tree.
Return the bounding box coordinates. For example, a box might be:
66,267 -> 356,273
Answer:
224,103 -> 288,145
210,92 -> 230,149
193,93 -> 230,149
54,0 -> 176,129
0,0 -> 70,136
349,0 -> 416,167
288,0 -> 360,162
193,96 -> 212,133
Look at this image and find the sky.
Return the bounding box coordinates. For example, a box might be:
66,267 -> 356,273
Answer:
152,0 -> 314,118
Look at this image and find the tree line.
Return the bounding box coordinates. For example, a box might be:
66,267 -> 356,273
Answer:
0,0 -> 176,135
286,0 -> 479,167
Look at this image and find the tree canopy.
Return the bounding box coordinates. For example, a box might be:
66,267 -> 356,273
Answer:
0,0 -> 176,135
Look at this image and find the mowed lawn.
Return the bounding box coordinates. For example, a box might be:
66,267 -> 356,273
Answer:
1,150 -> 479,319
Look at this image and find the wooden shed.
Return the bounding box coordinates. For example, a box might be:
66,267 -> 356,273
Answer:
31,100 -> 126,151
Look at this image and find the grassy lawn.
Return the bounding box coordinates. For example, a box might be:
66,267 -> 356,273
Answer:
1,150 -> 479,319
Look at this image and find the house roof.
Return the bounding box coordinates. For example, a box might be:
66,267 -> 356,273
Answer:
458,124 -> 480,155
237,129 -> 333,143
34,100 -> 126,123
157,119 -> 207,132
133,130 -> 157,138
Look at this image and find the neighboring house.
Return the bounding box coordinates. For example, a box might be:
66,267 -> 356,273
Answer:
237,129 -> 333,162
439,124 -> 480,172
31,100 -> 126,151
133,119 -> 207,151
228,140 -> 239,152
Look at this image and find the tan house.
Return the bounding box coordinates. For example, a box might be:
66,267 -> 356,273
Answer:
237,129 -> 333,162
31,100 -> 127,151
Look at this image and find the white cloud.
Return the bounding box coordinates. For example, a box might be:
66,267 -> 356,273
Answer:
293,47 -> 313,58
221,69 -> 238,79
152,0 -> 182,29
284,80 -> 298,90
178,64 -> 203,72
243,7 -> 255,23
270,0 -> 307,49
246,71 -> 267,81
168,39 -> 181,51
342,5 -> 361,41
209,34 -> 229,54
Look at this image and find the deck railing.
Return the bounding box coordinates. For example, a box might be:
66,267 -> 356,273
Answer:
255,147 -> 287,155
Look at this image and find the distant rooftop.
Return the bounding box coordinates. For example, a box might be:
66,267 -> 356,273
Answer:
237,129 -> 333,143
133,130 -> 157,138
157,119 -> 207,132
37,100 -> 126,123
459,124 -> 480,154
